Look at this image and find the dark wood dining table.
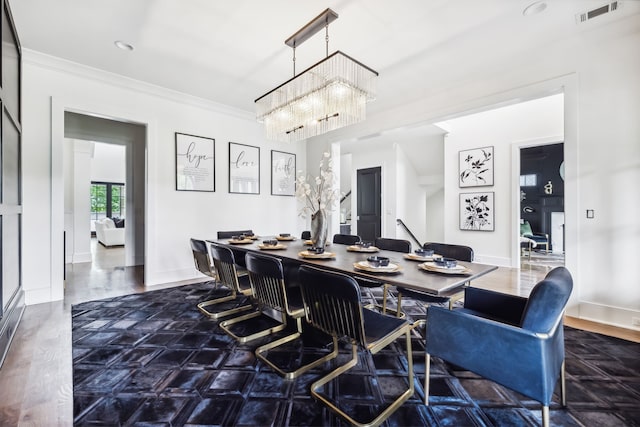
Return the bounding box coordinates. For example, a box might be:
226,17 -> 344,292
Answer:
208,237 -> 498,297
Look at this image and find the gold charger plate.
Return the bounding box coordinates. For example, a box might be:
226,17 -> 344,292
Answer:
304,240 -> 330,246
258,244 -> 286,250
353,261 -> 402,273
403,253 -> 440,262
298,250 -> 336,259
276,236 -> 295,241
347,245 -> 379,253
419,261 -> 471,275
228,239 -> 253,245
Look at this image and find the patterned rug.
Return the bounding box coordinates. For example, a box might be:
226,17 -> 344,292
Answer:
72,282 -> 640,426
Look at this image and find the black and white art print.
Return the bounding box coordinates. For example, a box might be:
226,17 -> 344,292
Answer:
271,150 -> 296,196
460,192 -> 494,231
459,146 -> 494,187
175,132 -> 215,192
229,142 -> 260,194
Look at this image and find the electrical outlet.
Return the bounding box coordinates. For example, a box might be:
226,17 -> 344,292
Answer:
633,317 -> 640,327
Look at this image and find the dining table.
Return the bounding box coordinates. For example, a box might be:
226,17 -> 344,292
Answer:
208,236 -> 498,297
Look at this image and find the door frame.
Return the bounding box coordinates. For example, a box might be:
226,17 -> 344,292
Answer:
356,166 -> 382,241
51,97 -> 155,301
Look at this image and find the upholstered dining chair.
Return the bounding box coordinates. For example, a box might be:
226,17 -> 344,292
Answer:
300,230 -> 311,240
372,237 -> 411,316
395,242 -> 474,316
199,243 -> 254,319
332,233 -> 361,245
220,253 -> 336,379
298,265 -> 415,427
424,267 -> 573,427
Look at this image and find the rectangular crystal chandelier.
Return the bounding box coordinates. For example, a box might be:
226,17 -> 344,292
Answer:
255,9 -> 378,142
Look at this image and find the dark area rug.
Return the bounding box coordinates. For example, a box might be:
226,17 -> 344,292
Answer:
72,282 -> 640,426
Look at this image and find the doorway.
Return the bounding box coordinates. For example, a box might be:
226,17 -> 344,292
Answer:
519,142 -> 565,268
63,112 -> 146,291
356,167 -> 382,241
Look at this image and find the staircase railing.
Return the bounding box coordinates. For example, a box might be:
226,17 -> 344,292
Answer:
340,190 -> 351,204
396,218 -> 422,249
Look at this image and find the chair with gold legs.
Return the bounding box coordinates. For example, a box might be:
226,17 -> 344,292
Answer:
197,243 -> 254,319
298,265 -> 415,427
373,237 -> 412,317
224,252 -> 337,379
190,238 -> 217,283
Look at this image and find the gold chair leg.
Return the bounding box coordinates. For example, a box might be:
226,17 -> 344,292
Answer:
561,360 -> 567,407
197,294 -> 253,319
257,334 -> 339,380
382,284 -> 388,314
219,310 -> 288,343
311,332 -> 414,427
542,405 -> 549,427
425,352 -> 430,406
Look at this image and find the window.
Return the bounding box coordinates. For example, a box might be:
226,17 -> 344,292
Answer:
520,174 -> 537,187
91,182 -> 125,232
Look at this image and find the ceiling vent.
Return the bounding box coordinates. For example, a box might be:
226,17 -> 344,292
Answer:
576,1 -> 621,24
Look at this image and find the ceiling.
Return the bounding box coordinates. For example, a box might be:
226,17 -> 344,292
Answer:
11,0 -> 637,116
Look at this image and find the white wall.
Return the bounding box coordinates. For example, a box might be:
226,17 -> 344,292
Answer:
22,51 -> 306,304
92,143 -> 126,183
443,94 -> 564,266
395,144 -> 426,248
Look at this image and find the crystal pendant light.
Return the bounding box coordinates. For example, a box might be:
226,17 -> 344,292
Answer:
255,9 -> 378,142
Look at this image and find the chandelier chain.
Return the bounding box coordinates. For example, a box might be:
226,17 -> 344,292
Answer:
325,23 -> 329,57
292,45 -> 296,76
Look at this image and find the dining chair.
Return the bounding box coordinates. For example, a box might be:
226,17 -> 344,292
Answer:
300,230 -> 311,240
425,267 -> 573,427
190,238 -> 217,283
332,233 -> 360,245
373,237 -> 411,316
198,243 -> 254,319
216,229 -> 253,273
219,252 -> 335,379
298,265 -> 415,427
395,242 -> 474,317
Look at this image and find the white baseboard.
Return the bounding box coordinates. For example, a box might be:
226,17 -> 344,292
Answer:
25,287 -> 62,305
579,301 -> 640,331
473,254 -> 510,268
73,252 -> 92,263
146,268 -> 201,287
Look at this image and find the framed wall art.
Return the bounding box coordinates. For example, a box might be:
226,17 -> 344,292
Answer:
229,142 -> 260,194
175,132 -> 215,192
459,146 -> 494,187
460,192 -> 494,231
271,150 -> 296,196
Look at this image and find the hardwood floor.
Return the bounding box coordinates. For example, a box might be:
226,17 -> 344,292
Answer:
0,244 -> 637,426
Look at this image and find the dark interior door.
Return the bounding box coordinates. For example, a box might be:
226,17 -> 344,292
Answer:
357,167 -> 381,241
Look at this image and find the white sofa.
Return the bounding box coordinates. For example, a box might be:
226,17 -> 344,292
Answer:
95,218 -> 125,247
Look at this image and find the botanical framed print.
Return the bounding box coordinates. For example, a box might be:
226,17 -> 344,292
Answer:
459,146 -> 494,187
229,142 -> 260,194
271,150 -> 296,196
460,192 -> 494,231
175,132 -> 215,192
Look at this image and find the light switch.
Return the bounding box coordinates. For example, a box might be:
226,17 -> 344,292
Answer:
586,209 -> 594,219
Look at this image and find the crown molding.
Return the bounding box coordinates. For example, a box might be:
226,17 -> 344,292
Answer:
23,49 -> 255,121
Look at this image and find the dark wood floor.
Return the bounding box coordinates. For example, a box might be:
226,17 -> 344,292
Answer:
0,243 -> 637,425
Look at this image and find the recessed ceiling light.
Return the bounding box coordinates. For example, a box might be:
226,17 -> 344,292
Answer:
114,40 -> 134,51
523,1 -> 547,16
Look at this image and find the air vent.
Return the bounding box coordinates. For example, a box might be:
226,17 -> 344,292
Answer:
576,1 -> 621,24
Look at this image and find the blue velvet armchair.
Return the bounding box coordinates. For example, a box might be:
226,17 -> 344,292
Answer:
425,267 -> 573,427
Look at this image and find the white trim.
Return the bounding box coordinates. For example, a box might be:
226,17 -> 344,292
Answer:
72,252 -> 92,264
24,287 -> 54,306
579,301 -> 640,331
473,255 -> 511,268
25,49 -> 253,121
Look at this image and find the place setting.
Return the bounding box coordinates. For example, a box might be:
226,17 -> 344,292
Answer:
418,256 -> 472,275
347,241 -> 380,253
404,248 -> 440,262
275,233 -> 295,241
354,256 -> 402,274
298,246 -> 336,259
227,234 -> 254,244
258,239 -> 287,250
